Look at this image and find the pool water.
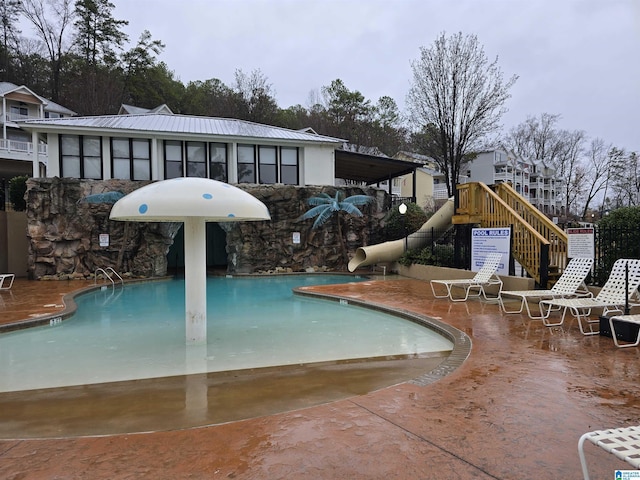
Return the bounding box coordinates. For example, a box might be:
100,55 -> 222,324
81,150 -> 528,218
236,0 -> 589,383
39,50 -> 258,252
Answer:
0,275 -> 452,393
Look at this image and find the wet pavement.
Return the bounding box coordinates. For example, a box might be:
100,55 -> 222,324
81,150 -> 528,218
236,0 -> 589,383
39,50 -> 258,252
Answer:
1,275 -> 639,479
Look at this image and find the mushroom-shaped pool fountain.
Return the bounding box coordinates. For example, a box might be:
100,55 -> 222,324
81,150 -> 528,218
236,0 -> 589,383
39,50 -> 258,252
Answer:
110,177 -> 271,345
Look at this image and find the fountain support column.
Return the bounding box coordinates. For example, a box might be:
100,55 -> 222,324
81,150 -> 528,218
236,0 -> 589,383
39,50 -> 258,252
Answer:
109,178 -> 270,346
184,217 -> 207,345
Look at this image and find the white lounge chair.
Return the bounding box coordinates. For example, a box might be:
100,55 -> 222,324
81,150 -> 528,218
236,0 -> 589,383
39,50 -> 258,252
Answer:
539,259 -> 640,335
607,313 -> 640,348
0,273 -> 15,290
499,257 -> 593,319
430,252 -> 503,302
579,425 -> 640,479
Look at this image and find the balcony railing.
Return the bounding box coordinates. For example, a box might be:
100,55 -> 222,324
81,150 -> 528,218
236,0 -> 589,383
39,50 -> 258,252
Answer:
4,112 -> 43,122
0,138 -> 47,157
433,184 -> 450,199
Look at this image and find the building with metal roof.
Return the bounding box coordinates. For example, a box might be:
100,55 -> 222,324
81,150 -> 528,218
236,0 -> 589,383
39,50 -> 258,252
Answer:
17,112 -> 347,186
17,109 -> 418,190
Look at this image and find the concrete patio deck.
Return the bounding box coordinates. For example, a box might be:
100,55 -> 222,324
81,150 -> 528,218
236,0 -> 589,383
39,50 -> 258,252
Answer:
1,276 -> 639,479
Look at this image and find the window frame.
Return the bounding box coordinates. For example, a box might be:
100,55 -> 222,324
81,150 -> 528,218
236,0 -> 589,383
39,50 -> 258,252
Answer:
164,140 -> 184,179
60,134 -> 103,179
258,145 -> 277,184
209,142 -> 228,182
110,137 -> 151,181
237,144 -> 256,183
186,141 -> 207,178
279,146 -> 299,185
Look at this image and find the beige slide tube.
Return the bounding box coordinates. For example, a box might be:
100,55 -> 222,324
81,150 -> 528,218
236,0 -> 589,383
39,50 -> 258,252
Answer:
348,198 -> 455,272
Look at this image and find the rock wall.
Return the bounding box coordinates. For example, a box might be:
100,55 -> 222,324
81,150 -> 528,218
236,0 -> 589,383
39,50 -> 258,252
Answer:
26,178 -> 180,279
26,178 -> 388,279
227,184 -> 388,274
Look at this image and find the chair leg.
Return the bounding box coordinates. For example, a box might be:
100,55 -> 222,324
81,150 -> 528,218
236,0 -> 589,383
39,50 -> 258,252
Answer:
542,304 -> 568,327
480,287 -> 501,302
450,284 -> 472,302
576,308 -> 599,335
430,282 -> 451,299
611,318 -> 640,348
524,299 -> 545,320
578,433 -> 592,480
499,295 -> 526,314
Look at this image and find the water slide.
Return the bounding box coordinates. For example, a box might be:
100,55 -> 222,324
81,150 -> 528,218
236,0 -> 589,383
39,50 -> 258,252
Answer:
348,198 -> 455,272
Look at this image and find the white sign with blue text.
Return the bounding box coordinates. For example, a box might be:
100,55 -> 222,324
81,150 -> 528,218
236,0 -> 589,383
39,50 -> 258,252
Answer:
471,228 -> 510,275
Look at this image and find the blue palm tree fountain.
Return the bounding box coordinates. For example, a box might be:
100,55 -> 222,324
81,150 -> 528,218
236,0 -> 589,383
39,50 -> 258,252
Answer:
299,191 -> 373,265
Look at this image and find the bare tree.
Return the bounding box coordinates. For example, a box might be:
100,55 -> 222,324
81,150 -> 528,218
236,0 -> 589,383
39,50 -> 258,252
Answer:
502,113 -> 588,217
555,129 -> 586,217
580,138 -> 613,219
19,0 -> 75,101
502,113 -> 565,163
407,32 -> 517,197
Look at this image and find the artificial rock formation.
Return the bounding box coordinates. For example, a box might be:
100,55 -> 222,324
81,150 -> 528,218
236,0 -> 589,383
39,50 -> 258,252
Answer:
26,178 -> 180,279
26,178 -> 388,279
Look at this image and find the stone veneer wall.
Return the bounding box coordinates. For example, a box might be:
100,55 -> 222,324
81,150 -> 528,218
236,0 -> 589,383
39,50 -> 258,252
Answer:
26,178 -> 388,279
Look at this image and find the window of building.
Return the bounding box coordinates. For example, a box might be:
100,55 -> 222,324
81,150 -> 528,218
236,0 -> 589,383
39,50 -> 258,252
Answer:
111,138 -> 151,180
280,147 -> 298,185
209,143 -> 227,181
45,112 -> 62,119
164,140 -> 183,179
60,135 -> 102,179
186,141 -> 207,177
237,144 -> 256,183
258,146 -> 277,183
9,105 -> 28,120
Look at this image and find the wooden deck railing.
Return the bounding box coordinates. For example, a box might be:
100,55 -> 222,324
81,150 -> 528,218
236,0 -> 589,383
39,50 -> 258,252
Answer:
493,182 -> 568,271
455,182 -> 555,287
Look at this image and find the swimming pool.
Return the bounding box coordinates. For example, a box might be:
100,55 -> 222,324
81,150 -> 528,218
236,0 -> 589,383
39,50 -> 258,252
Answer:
0,275 -> 453,393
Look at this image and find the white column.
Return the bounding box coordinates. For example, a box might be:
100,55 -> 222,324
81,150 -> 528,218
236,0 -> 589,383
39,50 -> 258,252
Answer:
32,131 -> 39,177
184,217 -> 207,345
228,142 -> 238,183
102,137 -> 111,179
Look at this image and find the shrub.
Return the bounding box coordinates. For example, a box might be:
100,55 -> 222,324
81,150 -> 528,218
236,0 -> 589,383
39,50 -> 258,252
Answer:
598,206 -> 640,229
9,175 -> 28,211
398,244 -> 455,267
384,203 -> 429,240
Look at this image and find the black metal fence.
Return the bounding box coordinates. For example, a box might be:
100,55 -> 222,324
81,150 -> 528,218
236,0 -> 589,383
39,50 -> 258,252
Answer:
593,225 -> 640,286
395,223 -> 638,287
391,224 -> 471,270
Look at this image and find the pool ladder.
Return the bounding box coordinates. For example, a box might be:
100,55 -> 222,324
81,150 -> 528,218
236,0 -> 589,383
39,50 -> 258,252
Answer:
94,267 -> 124,288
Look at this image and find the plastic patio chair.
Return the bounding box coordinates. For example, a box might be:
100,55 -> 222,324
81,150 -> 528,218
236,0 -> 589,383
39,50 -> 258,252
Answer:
430,252 -> 503,302
0,274 -> 15,290
499,257 -> 593,319
579,425 -> 640,479
606,314 -> 640,348
539,258 -> 640,335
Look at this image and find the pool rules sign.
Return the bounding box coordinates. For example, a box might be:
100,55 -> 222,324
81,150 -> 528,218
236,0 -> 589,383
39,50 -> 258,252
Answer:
471,227 -> 510,275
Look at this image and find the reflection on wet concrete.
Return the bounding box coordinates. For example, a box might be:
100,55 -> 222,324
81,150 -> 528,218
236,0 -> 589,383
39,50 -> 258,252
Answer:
0,353 -> 447,438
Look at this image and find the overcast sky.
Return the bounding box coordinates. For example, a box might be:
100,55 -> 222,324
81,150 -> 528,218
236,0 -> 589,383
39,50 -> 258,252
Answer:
111,0 -> 639,153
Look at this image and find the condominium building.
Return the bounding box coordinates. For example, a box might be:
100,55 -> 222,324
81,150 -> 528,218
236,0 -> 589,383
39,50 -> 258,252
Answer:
396,148 -> 564,216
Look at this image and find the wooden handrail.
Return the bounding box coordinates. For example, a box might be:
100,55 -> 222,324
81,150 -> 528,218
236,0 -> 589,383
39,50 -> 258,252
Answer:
456,182 -> 556,286
493,182 -> 568,271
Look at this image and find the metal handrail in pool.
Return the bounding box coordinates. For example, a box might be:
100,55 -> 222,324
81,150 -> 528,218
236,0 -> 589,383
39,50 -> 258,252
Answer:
94,267 -> 124,288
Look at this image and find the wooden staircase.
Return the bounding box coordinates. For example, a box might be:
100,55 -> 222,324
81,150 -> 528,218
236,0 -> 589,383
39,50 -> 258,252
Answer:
453,182 -> 568,288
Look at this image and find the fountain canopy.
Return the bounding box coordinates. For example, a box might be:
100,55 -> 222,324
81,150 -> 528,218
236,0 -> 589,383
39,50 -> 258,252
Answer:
109,177 -> 270,222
